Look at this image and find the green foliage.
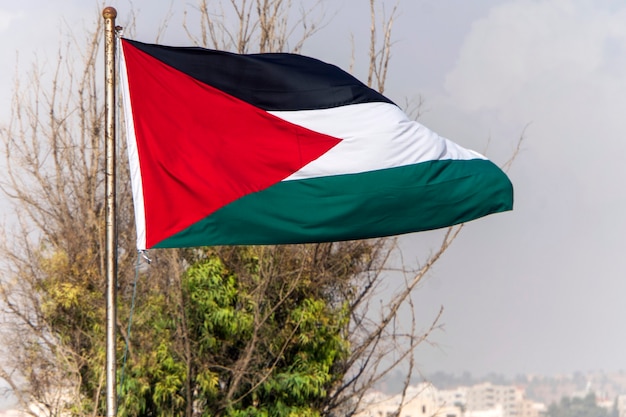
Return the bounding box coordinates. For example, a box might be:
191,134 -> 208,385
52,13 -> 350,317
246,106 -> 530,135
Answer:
116,247 -> 355,417
15,203 -> 369,417
547,393 -> 610,417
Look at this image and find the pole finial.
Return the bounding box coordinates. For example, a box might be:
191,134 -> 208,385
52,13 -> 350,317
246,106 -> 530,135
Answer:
102,6 -> 117,19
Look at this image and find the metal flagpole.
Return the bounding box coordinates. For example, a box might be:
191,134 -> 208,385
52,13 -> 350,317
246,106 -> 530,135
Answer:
102,6 -> 118,417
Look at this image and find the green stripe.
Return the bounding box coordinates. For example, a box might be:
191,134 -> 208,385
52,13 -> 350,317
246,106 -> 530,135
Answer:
154,159 -> 513,248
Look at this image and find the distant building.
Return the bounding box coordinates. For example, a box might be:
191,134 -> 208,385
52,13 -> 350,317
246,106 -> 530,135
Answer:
617,394 -> 626,417
465,405 -> 504,417
356,383 -> 463,417
436,386 -> 467,410
465,382 -> 545,417
356,382 -> 546,417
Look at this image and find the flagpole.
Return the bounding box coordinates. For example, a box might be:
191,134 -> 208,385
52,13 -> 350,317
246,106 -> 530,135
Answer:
103,6 -> 118,417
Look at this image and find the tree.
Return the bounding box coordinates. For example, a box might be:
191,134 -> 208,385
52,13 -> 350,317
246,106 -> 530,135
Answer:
117,244 -> 375,416
547,393 -> 610,417
0,1 -> 509,416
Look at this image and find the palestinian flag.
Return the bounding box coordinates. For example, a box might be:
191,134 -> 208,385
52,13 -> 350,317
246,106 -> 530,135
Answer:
120,38 -> 513,250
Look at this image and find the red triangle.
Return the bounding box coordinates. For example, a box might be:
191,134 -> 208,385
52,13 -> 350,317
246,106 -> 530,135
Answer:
122,41 -> 341,248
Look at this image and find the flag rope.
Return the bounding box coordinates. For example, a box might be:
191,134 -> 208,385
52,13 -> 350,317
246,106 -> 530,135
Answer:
118,252 -> 142,404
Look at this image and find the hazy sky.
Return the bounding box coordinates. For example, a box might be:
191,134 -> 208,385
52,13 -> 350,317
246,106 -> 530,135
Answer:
1,0 -> 625,379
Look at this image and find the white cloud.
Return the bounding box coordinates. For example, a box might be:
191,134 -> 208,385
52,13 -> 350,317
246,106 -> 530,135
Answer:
0,9 -> 24,33
444,0 -> 626,115
442,0 -> 626,194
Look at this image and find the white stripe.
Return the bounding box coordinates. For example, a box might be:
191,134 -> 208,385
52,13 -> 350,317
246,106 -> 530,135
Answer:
269,102 -> 484,181
120,45 -> 147,250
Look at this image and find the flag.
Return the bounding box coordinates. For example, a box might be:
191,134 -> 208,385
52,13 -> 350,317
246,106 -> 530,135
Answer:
120,38 -> 513,250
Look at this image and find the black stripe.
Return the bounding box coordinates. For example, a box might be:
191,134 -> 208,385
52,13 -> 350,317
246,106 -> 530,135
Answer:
123,39 -> 393,111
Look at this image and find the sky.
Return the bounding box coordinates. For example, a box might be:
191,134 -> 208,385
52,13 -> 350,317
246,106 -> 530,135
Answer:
1,0 -> 625,380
